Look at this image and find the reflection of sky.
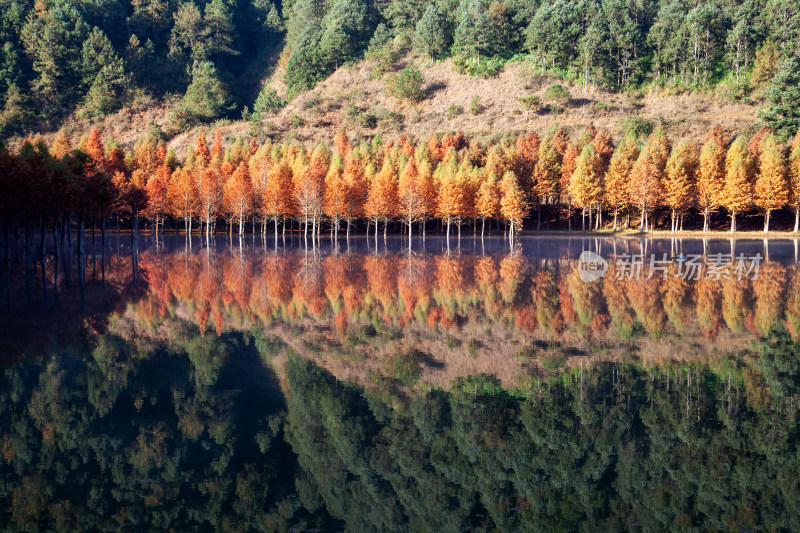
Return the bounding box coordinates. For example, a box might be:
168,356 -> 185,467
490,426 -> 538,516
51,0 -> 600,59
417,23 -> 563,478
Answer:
109,234 -> 800,263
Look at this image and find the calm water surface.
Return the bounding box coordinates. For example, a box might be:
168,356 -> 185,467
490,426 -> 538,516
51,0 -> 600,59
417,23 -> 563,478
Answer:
1,235 -> 800,531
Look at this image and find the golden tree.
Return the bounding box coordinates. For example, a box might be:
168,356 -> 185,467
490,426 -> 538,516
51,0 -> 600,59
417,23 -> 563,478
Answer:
628,146 -> 662,232
696,132 -> 726,232
145,163 -> 171,233
294,145 -> 328,238
663,139 -> 698,232
197,166 -> 222,237
721,136 -> 753,233
532,134 -> 561,226
559,142 -> 579,229
51,129 -> 71,159
416,158 -> 437,237
324,154 -> 348,238
262,161 -> 294,238
364,157 -> 398,238
500,170 -> 527,241
791,132 -> 800,232
475,173 -> 500,237
397,158 -> 424,239
754,134 -> 789,232
436,162 -> 466,241
604,134 -> 638,231
343,151 -> 367,237
569,145 -> 603,232
223,162 -> 253,235
168,166 -> 198,234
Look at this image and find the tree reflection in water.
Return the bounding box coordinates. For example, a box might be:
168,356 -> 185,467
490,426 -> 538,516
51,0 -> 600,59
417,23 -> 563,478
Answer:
1,236 -> 799,531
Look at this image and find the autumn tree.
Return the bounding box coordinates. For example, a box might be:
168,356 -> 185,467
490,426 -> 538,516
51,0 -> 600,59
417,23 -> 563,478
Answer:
168,166 -> 198,234
500,170 -> 527,241
343,151 -> 367,237
145,163 -> 171,233
295,145 -> 328,238
323,154 -> 348,239
569,145 -> 603,232
604,134 -> 638,231
721,136 -> 753,233
628,146 -> 662,232
365,157 -> 398,238
532,133 -> 562,229
397,158 -> 424,240
791,133 -> 800,232
696,130 -> 726,232
663,139 -> 697,232
436,163 -> 467,241
262,161 -> 294,238
475,173 -> 500,237
197,166 -> 222,237
223,162 -> 253,235
752,134 -> 788,232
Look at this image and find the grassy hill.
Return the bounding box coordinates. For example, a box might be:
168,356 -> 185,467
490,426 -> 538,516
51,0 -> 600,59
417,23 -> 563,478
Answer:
29,53 -> 761,156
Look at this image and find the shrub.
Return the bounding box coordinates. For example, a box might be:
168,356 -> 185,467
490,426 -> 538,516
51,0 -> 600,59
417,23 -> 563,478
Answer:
621,116 -> 654,138
446,103 -> 460,119
387,65 -> 424,103
518,94 -> 541,119
454,55 -> 505,78
469,95 -> 482,115
543,84 -> 570,113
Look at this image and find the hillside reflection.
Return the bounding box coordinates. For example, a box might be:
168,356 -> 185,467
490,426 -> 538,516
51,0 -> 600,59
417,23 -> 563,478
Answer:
2,237 -> 800,530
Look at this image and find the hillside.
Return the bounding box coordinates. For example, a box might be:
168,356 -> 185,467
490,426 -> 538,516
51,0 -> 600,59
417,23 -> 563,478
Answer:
37,54 -> 761,156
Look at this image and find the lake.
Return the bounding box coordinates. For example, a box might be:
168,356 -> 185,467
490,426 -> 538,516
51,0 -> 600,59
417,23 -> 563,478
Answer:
1,235 -> 800,531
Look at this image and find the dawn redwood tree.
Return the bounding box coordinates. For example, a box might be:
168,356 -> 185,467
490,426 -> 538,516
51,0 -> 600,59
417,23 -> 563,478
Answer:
145,163 -> 171,234
628,146 -> 662,232
436,164 -> 466,241
569,145 -> 603,232
416,159 -> 437,237
365,157 -> 398,238
696,131 -> 726,232
343,152 -> 367,237
604,134 -> 638,231
475,173 -> 499,237
168,166 -> 198,234
790,133 -> 800,232
323,154 -> 348,239
294,145 -> 328,238
223,161 -> 253,236
754,134 -> 789,233
262,161 -> 294,238
663,139 -> 698,232
500,170 -> 526,241
397,158 -> 424,240
721,136 -> 753,233
532,134 -> 561,227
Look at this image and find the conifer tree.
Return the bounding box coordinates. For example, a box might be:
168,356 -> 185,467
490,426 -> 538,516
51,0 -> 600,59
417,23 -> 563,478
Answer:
754,134 -> 789,232
663,139 -> 698,232
475,172 -> 499,237
500,170 -> 526,241
324,154 -> 348,239
224,161 -> 253,235
790,132 -> 800,233
569,145 -> 603,232
604,134 -> 638,231
397,158 -> 424,240
721,136 -> 753,233
696,130 -> 726,232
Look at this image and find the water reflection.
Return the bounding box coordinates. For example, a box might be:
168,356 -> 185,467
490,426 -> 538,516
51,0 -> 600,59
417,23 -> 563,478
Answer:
1,237 -> 800,530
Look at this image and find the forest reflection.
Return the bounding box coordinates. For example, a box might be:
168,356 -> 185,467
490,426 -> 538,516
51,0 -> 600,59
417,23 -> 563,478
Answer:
2,237 -> 800,530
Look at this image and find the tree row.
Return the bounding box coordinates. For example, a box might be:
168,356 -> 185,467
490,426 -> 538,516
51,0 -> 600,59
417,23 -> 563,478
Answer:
3,125 -> 800,253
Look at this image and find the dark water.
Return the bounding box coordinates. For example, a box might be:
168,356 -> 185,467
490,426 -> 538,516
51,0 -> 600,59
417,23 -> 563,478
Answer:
2,235 -> 800,531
